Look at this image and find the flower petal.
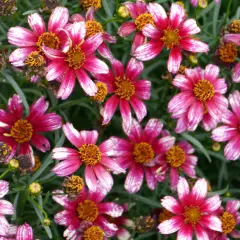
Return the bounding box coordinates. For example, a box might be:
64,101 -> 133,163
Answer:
158,216 -> 184,234
28,13 -> 46,36
68,22 -> 86,45
224,135 -> 240,161
16,223 -> 33,240
224,33 -> 240,46
179,19 -> 200,37
161,196 -> 183,214
126,58 -> 144,81
30,133 -> 50,152
130,96 -> 147,122
62,123 -> 82,148
83,55 -> 109,74
85,166 -> 97,192
102,95 -> 119,125
200,195 -> 221,213
212,126 -> 238,142
200,215 -> 222,232
192,178 -> 208,201
187,101 -> 204,131
0,200 -> 14,215
98,202 -> 124,217
81,33 -> 103,55
195,224 -> 209,240
177,177 -> 190,203
118,22 -> 136,37
177,224 -> 193,240
52,159 -> 81,176
180,38 -> 209,52
169,3 -> 185,29
167,47 -> 182,74
143,118 -> 163,143
0,180 -> 8,198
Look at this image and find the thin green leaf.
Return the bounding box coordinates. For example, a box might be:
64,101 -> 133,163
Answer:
213,0 -> 221,35
208,185 -> 228,197
22,10 -> 38,15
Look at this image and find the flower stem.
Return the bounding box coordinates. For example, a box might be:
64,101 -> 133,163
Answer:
0,168 -> 10,179
29,197 -> 48,219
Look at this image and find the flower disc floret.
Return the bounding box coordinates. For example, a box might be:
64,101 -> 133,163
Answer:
161,27 -> 180,49
114,76 -> 135,100
166,145 -> 186,168
65,45 -> 86,70
86,20 -> 104,38
133,142 -> 154,164
183,206 -> 201,225
83,226 -> 104,240
24,51 -> 45,67
91,82 -> 108,102
77,200 -> 99,222
79,144 -> 101,165
219,42 -> 238,63
229,20 -> 240,33
63,175 -> 84,194
135,13 -> 154,31
80,0 -> 102,10
193,79 -> 215,102
36,32 -> 60,50
220,212 -> 236,234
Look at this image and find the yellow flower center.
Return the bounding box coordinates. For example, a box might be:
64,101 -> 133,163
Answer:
0,142 -> 12,162
135,13 -> 154,31
219,42 -> 238,63
177,65 -> 187,75
220,212 -> 236,234
229,20 -> 240,33
166,145 -> 186,168
24,51 -> 45,67
193,79 -> 215,102
161,27 -> 180,49
36,32 -> 60,50
114,76 -> 135,100
184,206 -> 201,225
133,142 -> 154,164
77,200 -> 99,222
79,144 -> 101,166
83,226 -> 104,240
63,175 -> 84,194
80,0 -> 102,10
159,209 -> 174,223
91,82 -> 108,102
86,20 -> 104,38
10,119 -> 33,143
65,45 -> 86,70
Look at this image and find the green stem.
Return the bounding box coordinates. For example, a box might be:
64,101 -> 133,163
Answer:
103,16 -> 118,25
223,0 -> 232,25
0,169 -> 10,179
29,197 -> 48,219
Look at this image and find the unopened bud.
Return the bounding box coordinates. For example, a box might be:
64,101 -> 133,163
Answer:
8,159 -> 19,170
118,5 -> 129,18
189,55 -> 198,65
28,182 -> 42,196
212,142 -> 221,152
42,218 -> 51,226
198,0 -> 208,8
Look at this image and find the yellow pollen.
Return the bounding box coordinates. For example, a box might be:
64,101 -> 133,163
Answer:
178,65 -> 187,75
24,51 -> 45,67
86,20 -> 104,38
220,212 -> 236,234
193,79 -> 215,104
219,42 -> 238,63
166,145 -> 186,168
77,200 -> 99,222
161,27 -> 180,49
79,144 -> 101,166
10,119 -> 33,143
63,175 -> 84,194
36,32 -> 60,50
65,45 -> 86,70
80,0 -> 102,10
83,226 -> 104,240
133,142 -> 154,164
114,76 -> 135,100
91,82 -> 108,102
229,20 -> 240,33
184,206 -> 201,225
159,209 -> 174,223
0,142 -> 12,161
135,13 -> 154,31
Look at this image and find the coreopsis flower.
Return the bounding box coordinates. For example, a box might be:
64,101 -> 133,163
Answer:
53,186 -> 124,238
118,0 -> 154,52
133,3 -> 209,74
111,119 -> 170,193
212,90 -> 240,160
8,7 -> 69,68
0,95 -> 62,165
95,58 -> 151,130
79,0 -> 102,10
52,123 -> 125,192
0,0 -> 17,16
168,64 -> 228,133
0,180 -> 14,238
43,22 -> 108,99
158,177 -> 222,239
190,0 -> 219,8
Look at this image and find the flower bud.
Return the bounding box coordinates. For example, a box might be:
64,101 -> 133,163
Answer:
118,5 -> 129,18
8,159 -> 19,170
28,182 -> 42,196
42,218 -> 51,226
212,142 -> 221,152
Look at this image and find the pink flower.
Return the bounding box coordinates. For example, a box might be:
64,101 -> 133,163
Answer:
133,3 -> 209,73
155,135 -> 198,191
53,186 -> 124,238
118,0 -> 154,52
3,223 -> 34,240
168,64 -> 228,133
212,90 -> 240,161
52,123 -> 125,192
191,0 -> 220,7
70,7 -> 116,60
0,95 -> 62,165
158,177 -> 222,239
111,118 -> 169,193
0,180 -> 14,238
233,62 -> 240,83
224,33 -> 240,46
95,58 -> 151,130
43,21 -> 108,99
8,7 -> 70,67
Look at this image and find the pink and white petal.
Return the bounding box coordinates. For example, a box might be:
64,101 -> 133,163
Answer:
154,136 -> 175,154
143,118 -> 163,144
68,22 -> 86,45
86,6 -> 94,20
213,78 -> 227,94
42,46 -> 66,60
224,136 -> 240,161
233,63 -> 240,83
16,223 -> 33,240
187,101 -> 204,131
70,13 -> 85,22
102,95 -> 120,125
200,195 -> 221,213
8,27 -> 37,47
7,94 -> 23,118
173,74 -> 193,91
177,177 -> 190,203
135,1 -> 147,15
0,180 -> 9,198
170,167 -> 179,191
192,178 -> 208,201
28,13 -> 46,36
158,216 -> 184,234
85,166 -> 98,192
177,224 -> 193,240
98,42 -> 113,60
231,230 -> 240,238
48,7 -> 69,33
62,123 -> 82,148
185,68 -> 202,84
124,3 -> 138,19
0,216 -> 9,237
179,19 -> 200,37
0,200 -> 14,215
202,113 -> 218,132
229,90 -> 240,117
134,41 -> 164,61
52,147 -> 79,160
76,68 -> 97,96
211,126 -> 238,142
178,140 -> 195,154
200,215 -> 222,232
226,200 -> 240,214
46,61 -> 68,81
224,34 -> 240,46
145,168 -> 158,190
9,47 -> 37,67
52,159 -> 81,176
126,58 -> 144,81
124,163 -> 144,193
204,64 -> 220,81
120,100 -> 132,132
30,133 -> 50,152
180,38 -> 209,52
52,190 -> 75,209
116,228 -> 131,240
54,210 -> 73,226
99,139 -> 114,156
195,224 -> 210,240
79,130 -> 98,145
111,58 -> 124,77
131,31 -> 146,53
81,33 -> 103,55
190,0 -> 198,7
124,119 -> 142,143
28,96 -> 49,121
168,47 -> 182,74
142,24 -> 161,39
169,3 -> 185,29
83,55 -> 109,74
118,22 -> 136,37
98,202 -> 124,217
130,96 -> 147,122
95,215 -> 118,237
161,196 -> 183,214
100,156 -> 125,173
103,32 -> 116,43
221,110 -> 239,127
135,80 -> 151,100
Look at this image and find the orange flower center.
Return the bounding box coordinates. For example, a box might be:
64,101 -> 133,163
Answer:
79,144 -> 101,165
83,226 -> 104,240
135,13 -> 154,31
25,51 -> 45,67
114,76 -> 135,100
229,20 -> 240,33
91,82 -> 108,102
219,42 -> 238,63
86,20 -> 104,38
77,200 -> 99,222
220,212 -> 236,234
65,45 -> 86,70
161,27 -> 180,49
159,209 -> 174,223
80,0 -> 102,10
193,79 -> 215,102
0,142 -> 12,162
133,142 -> 154,164
63,175 -> 84,194
32,155 -> 41,172
10,119 -> 33,143
184,206 -> 201,225
166,145 -> 185,168
36,32 -> 60,50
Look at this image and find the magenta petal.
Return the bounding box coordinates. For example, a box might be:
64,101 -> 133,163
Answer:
158,216 -> 184,234
0,180 -> 9,198
167,47 -> 182,74
229,90 -> 240,117
81,33 -> 103,55
131,31 -> 145,53
52,159 -> 81,176
226,200 -> 240,214
100,156 -> 126,173
46,61 -> 68,81
111,59 -> 124,77
224,136 -> 240,161
30,133 -> 50,152
233,63 -> 240,82
180,38 -> 209,52
120,100 -> 132,132
98,42 -> 113,60
224,33 -> 240,46
0,216 -> 9,236
85,166 -> 97,192
204,64 -> 220,81
8,94 -> 23,119
28,13 -> 46,36
145,168 -> 157,190
170,167 -> 179,191
200,195 -> 221,213
79,130 -> 98,145
192,178 -> 208,201
124,2 -> 138,19
187,101 -> 204,131
200,215 -> 222,232
212,126 -> 238,142
195,224 -> 209,240
161,196 -> 183,214
68,22 -> 86,45
179,19 -> 200,37
126,58 -> 144,81
52,147 -> 79,160
142,24 -> 161,39
16,223 -> 33,240
177,177 -> 190,202
143,118 -> 163,144
173,74 -> 193,91
103,32 -> 116,43
118,22 -> 136,37
62,123 -> 82,148
98,202 -> 124,217
169,3 -> 185,29
135,80 -> 151,100
95,215 -> 118,237
42,46 -> 66,60
124,119 -> 142,143
83,55 -> 109,74
130,96 -> 147,122
54,210 -> 73,226
102,95 -> 119,125
0,200 -> 14,215
202,113 -> 218,132
177,224 -> 192,240
28,96 -> 49,121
